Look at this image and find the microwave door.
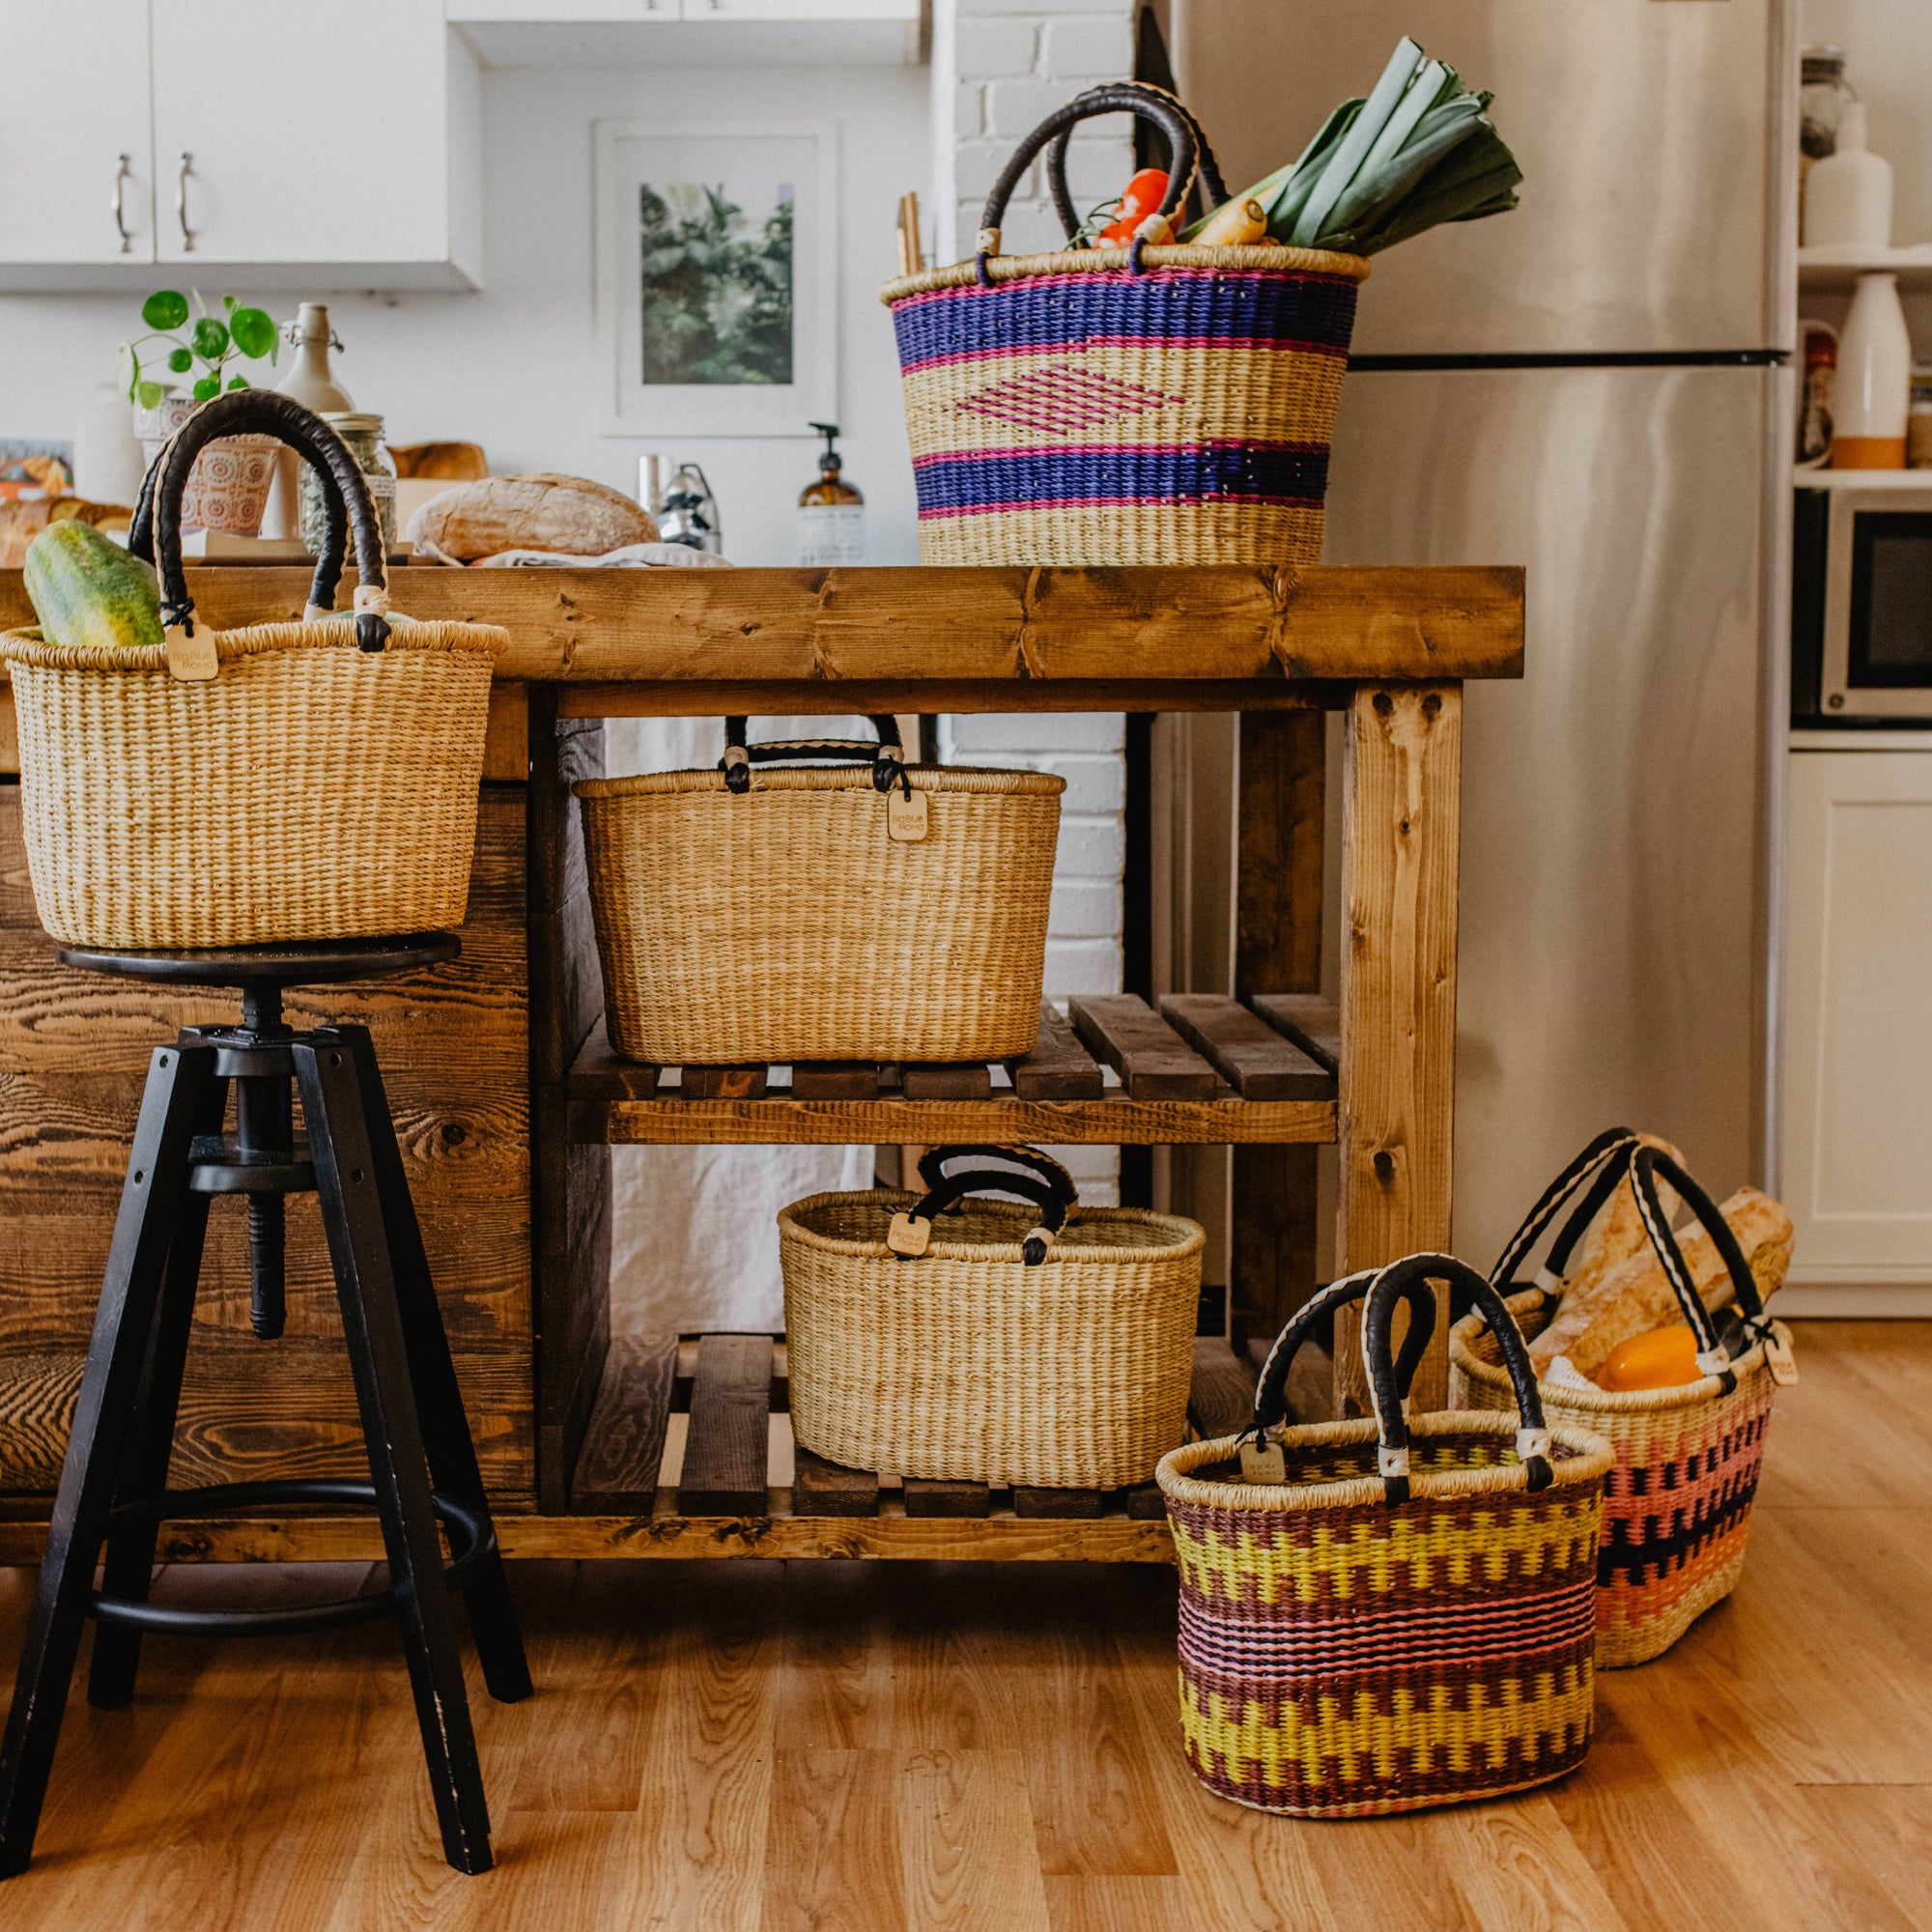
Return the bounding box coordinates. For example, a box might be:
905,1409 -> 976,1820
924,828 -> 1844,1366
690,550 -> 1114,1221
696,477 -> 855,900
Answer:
1822,496 -> 1932,718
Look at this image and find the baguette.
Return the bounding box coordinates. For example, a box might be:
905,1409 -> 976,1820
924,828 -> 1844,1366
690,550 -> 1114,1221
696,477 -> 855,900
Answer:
1530,1186 -> 1794,1377
1562,1132 -> 1684,1293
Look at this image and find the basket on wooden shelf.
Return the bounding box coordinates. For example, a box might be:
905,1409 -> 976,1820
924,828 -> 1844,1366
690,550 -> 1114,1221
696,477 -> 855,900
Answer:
780,1146 -> 1203,1490
1451,1133 -> 1799,1668
576,717 -> 1062,1065
0,390 -> 504,950
880,82 -> 1369,568
1159,1255 -> 1614,1817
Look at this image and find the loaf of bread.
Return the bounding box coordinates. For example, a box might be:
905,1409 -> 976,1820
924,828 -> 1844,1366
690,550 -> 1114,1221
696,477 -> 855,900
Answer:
410,473 -> 658,561
1530,1186 -> 1794,1377
1562,1132 -> 1684,1291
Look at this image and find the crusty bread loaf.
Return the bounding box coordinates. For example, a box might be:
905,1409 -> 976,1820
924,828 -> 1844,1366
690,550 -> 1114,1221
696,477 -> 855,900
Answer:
1530,1186 -> 1795,1377
411,472 -> 657,561
1563,1132 -> 1684,1292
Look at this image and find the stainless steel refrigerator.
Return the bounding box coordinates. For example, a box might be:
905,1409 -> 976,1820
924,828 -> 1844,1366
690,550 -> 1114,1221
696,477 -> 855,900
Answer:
1173,0 -> 1798,1264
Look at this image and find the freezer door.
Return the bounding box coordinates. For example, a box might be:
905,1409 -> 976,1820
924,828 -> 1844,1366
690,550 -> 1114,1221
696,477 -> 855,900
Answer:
1179,0 -> 1791,355
1322,365 -> 1774,1264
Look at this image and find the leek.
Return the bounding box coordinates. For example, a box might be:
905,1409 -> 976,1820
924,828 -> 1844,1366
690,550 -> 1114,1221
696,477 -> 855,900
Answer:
1288,38 -> 1427,247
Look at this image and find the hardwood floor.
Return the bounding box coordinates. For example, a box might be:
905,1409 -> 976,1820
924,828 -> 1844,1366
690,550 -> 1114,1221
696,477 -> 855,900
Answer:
0,1321 -> 1925,1931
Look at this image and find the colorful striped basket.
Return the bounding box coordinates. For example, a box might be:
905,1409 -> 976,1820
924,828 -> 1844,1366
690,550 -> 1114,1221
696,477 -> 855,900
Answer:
1158,1256 -> 1613,1817
1451,1132 -> 1799,1667
880,83 -> 1369,568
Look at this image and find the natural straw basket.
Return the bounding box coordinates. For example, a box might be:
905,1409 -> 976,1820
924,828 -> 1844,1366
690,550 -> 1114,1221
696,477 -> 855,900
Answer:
880,82 -> 1370,568
1451,1133 -> 1798,1668
781,1146 -> 1203,1489
1159,1256 -> 1614,1818
0,391 -> 503,950
577,717 -> 1063,1065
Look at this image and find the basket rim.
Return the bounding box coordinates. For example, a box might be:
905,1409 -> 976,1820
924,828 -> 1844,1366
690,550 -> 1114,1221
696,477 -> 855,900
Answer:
780,1186 -> 1205,1265
0,618 -> 506,676
881,242 -> 1372,304
1156,1408 -> 1614,1512
576,765 -> 1066,800
1448,1286 -> 1787,1413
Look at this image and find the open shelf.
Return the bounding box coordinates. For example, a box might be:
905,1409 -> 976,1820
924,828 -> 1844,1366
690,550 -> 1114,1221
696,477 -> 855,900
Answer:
1798,242 -> 1932,293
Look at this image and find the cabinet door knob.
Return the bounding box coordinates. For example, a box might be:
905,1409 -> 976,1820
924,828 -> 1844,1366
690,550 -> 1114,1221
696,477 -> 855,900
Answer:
111,153 -> 135,255
176,152 -> 197,253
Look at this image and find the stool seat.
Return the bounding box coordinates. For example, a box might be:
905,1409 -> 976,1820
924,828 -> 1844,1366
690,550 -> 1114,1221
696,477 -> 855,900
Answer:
56,932 -> 460,989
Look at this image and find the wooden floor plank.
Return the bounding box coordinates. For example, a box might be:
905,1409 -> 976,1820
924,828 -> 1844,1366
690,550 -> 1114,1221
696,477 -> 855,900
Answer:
765,1748 -> 906,1932
900,1748 -> 1054,1932
676,1333 -> 774,1518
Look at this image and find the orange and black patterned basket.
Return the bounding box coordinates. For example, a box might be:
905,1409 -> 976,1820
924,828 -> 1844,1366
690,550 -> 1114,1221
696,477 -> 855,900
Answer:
1157,1256 -> 1613,1817
1452,1132 -> 1799,1666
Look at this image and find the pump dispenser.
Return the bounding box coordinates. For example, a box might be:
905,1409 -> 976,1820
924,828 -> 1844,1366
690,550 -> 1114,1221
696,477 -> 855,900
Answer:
798,421 -> 866,566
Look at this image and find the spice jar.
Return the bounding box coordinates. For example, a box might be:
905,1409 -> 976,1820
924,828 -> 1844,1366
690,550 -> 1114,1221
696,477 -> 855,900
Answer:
299,412 -> 397,554
1801,45 -> 1855,167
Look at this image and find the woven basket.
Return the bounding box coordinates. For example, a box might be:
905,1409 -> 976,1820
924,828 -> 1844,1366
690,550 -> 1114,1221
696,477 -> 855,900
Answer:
1,391 -> 503,949
1451,1133 -> 1799,1667
880,83 -> 1369,567
780,1147 -> 1203,1489
1159,1256 -> 1614,1818
577,717 -> 1062,1064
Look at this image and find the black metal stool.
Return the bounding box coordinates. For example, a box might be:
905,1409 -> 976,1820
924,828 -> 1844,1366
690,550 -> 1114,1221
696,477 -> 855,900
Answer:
0,935 -> 531,1879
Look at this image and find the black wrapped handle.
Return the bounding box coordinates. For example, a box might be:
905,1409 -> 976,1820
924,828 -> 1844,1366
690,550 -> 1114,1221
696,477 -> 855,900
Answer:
720,714 -> 907,796
1490,1127 -> 1645,1301
129,389 -> 391,652
897,1144 -> 1076,1266
1042,81 -> 1231,250
977,82 -> 1199,283
1630,1147 -> 1772,1385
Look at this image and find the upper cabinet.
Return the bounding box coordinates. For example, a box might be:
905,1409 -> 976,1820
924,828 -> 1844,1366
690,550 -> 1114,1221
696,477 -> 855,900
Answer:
446,0 -> 923,67
0,0 -> 480,291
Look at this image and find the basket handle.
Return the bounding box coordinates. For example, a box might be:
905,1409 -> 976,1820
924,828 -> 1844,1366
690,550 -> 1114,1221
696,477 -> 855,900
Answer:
1629,1147 -> 1774,1383
889,1145 -> 1077,1267
128,389 -> 392,652
975,82 -> 1199,284
1490,1126 -> 1646,1300
1041,81 -> 1231,249
1248,1263 -> 1435,1435
720,714 -> 907,797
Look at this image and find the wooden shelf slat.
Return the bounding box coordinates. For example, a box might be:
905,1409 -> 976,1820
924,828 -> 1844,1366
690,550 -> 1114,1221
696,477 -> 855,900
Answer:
1067,995 -> 1218,1100
677,1334 -> 772,1517
1008,1003 -> 1106,1100
569,1335 -> 677,1514
1249,993 -> 1341,1074
792,1448 -> 881,1518
1158,994 -> 1333,1100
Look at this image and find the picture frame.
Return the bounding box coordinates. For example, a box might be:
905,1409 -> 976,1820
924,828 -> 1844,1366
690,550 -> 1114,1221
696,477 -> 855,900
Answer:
593,118 -> 838,439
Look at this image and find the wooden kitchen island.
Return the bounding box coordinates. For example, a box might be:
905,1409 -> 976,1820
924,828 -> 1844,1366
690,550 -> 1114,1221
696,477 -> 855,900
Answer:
0,563 -> 1522,1564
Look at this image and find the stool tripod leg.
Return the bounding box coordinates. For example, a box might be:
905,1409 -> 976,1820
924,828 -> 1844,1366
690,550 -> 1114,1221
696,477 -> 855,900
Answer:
333,1026 -> 531,1705
0,1044 -> 216,1879
294,1039 -> 495,1878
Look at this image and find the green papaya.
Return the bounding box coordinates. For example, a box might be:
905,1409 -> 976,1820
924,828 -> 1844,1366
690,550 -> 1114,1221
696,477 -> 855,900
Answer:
22,517 -> 164,655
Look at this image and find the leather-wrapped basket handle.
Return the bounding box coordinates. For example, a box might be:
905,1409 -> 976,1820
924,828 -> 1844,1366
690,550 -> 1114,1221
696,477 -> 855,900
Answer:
720,714 -> 907,796
1491,1126 -> 1646,1302
893,1145 -> 1077,1267
976,82 -> 1199,282
128,389 -> 391,652
1042,80 -> 1231,250
1630,1147 -> 1773,1386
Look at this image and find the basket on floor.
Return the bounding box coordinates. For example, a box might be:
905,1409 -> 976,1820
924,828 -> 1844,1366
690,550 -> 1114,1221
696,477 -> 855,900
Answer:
781,1146 -> 1203,1489
1,390 -> 504,949
880,82 -> 1370,567
577,717 -> 1062,1064
1451,1133 -> 1799,1667
1159,1255 -> 1614,1817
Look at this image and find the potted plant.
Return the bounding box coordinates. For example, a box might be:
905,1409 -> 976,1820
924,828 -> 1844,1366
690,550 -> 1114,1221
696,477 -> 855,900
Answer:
121,291 -> 281,536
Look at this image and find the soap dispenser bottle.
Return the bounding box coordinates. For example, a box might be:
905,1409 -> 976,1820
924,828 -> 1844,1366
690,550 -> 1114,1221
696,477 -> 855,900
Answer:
798,422 -> 865,566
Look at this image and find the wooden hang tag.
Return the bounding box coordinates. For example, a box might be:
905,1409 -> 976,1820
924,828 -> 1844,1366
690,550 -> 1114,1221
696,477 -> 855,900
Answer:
1764,1325 -> 1800,1387
165,623 -> 217,683
1239,1439 -> 1287,1485
888,788 -> 929,842
887,1211 -> 930,1257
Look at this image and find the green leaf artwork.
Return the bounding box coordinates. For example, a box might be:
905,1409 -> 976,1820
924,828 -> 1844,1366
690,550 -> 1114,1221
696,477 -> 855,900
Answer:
638,182 -> 793,387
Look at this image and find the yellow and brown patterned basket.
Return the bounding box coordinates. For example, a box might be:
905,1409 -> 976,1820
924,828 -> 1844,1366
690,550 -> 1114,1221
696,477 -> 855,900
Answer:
1158,1256 -> 1613,1817
1452,1133 -> 1798,1667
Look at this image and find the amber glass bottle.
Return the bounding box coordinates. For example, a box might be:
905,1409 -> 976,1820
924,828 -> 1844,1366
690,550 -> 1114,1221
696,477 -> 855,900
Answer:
798,421 -> 866,565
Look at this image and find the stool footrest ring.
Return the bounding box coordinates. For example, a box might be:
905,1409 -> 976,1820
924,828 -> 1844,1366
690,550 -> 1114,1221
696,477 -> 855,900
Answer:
89,1480 -> 496,1638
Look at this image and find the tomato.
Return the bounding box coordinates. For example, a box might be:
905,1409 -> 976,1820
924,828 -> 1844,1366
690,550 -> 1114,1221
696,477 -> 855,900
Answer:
1098,167 -> 1170,243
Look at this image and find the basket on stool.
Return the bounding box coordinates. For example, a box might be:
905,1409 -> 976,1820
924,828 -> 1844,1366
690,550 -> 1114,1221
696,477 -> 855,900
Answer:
1451,1133 -> 1799,1667
0,389 -> 504,950
881,82 -> 1370,568
780,1146 -> 1203,1489
1158,1256 -> 1614,1817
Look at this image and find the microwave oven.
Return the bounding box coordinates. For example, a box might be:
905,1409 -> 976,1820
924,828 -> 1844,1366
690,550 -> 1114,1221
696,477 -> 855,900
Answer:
1793,484 -> 1932,724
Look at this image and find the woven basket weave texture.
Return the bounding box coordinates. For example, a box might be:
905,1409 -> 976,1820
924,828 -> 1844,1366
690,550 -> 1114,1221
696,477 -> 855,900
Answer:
881,245 -> 1369,568
1450,1292 -> 1784,1668
577,764 -> 1063,1065
780,1189 -> 1203,1489
1157,1415 -> 1614,1817
1,620 -> 502,949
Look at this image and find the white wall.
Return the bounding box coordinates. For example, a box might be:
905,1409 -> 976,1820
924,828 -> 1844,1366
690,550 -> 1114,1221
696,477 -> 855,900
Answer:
0,62 -> 929,567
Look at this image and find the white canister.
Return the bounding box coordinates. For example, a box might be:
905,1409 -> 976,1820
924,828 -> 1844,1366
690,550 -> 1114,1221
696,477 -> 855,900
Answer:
71,382 -> 147,506
1833,271 -> 1912,469
1804,100 -> 1893,250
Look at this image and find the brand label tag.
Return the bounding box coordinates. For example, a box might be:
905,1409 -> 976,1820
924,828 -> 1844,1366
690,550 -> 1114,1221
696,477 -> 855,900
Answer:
165,624 -> 217,683
1765,1325 -> 1800,1387
1239,1440 -> 1287,1486
886,1211 -> 930,1257
889,789 -> 929,842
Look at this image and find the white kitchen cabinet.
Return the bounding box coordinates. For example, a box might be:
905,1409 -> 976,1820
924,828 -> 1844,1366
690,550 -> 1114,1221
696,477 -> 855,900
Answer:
0,2 -> 155,272
1779,745 -> 1932,1313
0,0 -> 480,291
446,0 -> 922,66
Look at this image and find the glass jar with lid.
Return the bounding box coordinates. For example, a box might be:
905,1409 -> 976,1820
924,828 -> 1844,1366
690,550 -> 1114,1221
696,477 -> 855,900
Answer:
299,412 -> 397,555
1802,44 -> 1855,164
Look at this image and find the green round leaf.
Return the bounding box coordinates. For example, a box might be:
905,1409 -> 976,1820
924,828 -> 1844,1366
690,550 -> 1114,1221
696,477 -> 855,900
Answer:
141,290 -> 189,330
189,316 -> 229,360
136,380 -> 167,410
221,294 -> 238,312
167,347 -> 193,374
228,307 -> 276,358
226,374 -> 250,390
191,376 -> 219,402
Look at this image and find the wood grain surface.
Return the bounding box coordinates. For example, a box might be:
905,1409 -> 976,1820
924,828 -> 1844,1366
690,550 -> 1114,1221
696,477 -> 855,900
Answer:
0,1322 -> 1911,1928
